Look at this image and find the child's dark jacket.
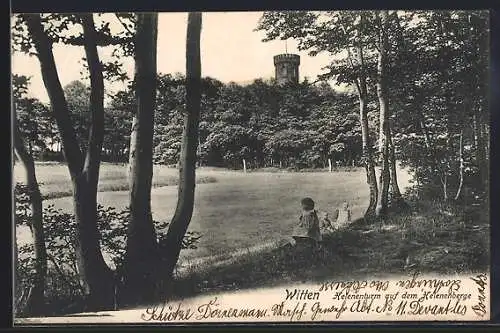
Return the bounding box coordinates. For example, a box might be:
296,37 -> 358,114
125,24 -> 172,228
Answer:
292,209 -> 322,242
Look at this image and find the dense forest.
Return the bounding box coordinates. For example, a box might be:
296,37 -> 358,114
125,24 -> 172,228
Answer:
16,76 -> 366,169
12,10 -> 489,317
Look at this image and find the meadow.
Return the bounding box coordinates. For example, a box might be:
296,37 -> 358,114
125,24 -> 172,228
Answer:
14,162 -> 489,312
15,162 -> 403,264
13,162 -> 218,200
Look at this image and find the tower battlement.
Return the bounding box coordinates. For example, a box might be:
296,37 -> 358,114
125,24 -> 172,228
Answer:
273,53 -> 301,66
273,53 -> 300,85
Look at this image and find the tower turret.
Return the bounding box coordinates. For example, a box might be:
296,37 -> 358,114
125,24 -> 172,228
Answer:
273,53 -> 300,85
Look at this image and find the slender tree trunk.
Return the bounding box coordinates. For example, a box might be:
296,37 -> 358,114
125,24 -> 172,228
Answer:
442,114 -> 453,202
473,114 -> 479,149
454,129 -> 464,200
442,175 -> 448,201
483,123 -> 489,158
416,108 -> 444,186
420,119 -> 432,151
24,14 -> 113,310
388,125 -> 405,208
127,117 -> 138,178
375,10 -> 390,217
475,113 -> 488,192
77,13 -> 114,309
122,12 -> 160,306
350,42 -> 378,220
13,123 -> 46,316
161,12 -> 203,282
440,15 -> 454,203
359,93 -> 378,220
343,16 -> 378,220
27,139 -> 33,158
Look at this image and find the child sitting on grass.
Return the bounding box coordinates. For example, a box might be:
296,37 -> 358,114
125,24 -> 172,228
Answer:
287,197 -> 322,248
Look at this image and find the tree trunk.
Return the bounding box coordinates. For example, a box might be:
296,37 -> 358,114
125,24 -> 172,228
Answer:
342,16 -> 378,220
472,114 -> 479,150
475,113 -> 488,192
359,94 -> 378,220
161,12 -> 202,284
27,139 -> 33,159
78,13 -> 115,309
375,10 -> 390,218
351,42 -> 377,220
388,125 -> 405,208
442,175 -> 448,201
122,12 -> 160,306
71,177 -> 113,308
442,115 -> 452,202
127,117 -> 138,179
417,109 -> 443,184
13,123 -> 46,316
454,129 -> 464,200
24,14 -> 113,310
328,158 -> 332,172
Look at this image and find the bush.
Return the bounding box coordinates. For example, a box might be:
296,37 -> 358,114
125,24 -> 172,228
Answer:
14,182 -> 202,316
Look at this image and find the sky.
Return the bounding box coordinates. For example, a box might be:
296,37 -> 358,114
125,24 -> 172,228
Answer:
11,12 -> 336,104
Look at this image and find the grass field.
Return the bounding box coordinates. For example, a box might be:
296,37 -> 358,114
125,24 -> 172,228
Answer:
13,162 -> 218,200
15,163 -> 412,264
14,163 -> 490,315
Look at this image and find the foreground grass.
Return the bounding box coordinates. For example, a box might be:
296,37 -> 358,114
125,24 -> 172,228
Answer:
17,197 -> 489,317
169,199 -> 489,299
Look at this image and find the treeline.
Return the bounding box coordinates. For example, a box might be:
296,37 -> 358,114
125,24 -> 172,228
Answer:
14,79 -> 131,163
16,75 -> 367,169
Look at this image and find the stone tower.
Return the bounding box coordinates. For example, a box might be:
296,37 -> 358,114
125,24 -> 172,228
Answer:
273,53 -> 300,85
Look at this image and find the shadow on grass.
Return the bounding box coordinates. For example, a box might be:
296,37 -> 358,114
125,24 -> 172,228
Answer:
169,199 -> 489,300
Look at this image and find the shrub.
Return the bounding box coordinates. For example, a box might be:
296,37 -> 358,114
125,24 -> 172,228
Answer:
14,182 -> 202,316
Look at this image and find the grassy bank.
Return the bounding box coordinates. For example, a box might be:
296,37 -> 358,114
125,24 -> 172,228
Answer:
169,199 -> 489,299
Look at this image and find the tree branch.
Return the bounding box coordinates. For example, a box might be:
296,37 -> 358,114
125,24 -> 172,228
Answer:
114,14 -> 135,36
22,14 -> 83,177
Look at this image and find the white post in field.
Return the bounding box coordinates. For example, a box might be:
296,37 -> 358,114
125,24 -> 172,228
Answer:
243,158 -> 247,173
328,158 -> 332,173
